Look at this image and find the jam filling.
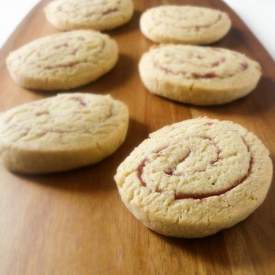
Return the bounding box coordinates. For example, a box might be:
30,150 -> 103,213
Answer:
102,7 -> 119,16
156,13 -> 222,31
42,39 -> 106,70
153,56 -> 248,79
44,61 -> 81,70
35,111 -> 49,116
136,136 -> 253,200
69,96 -> 87,107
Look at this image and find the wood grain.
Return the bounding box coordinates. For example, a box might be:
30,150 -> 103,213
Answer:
0,1 -> 274,274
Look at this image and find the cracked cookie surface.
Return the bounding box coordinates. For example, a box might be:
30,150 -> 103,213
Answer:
139,45 -> 262,105
0,93 -> 129,174
6,30 -> 118,91
140,5 -> 231,44
45,0 -> 134,31
115,118 -> 272,238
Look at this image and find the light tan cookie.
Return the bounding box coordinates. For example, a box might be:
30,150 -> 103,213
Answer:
140,5 -> 231,44
139,45 -> 262,105
6,30 -> 118,91
45,0 -> 134,31
115,118 -> 273,238
0,93 -> 129,174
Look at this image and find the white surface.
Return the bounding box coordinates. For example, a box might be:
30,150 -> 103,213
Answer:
0,0 -> 274,59
223,0 -> 275,59
0,0 -> 40,46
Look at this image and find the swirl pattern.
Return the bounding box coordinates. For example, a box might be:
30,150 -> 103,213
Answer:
7,30 -> 118,90
0,93 -> 129,174
146,6 -> 223,30
140,5 -> 231,44
45,0 -> 134,31
151,46 -> 248,80
136,134 -> 253,200
0,94 -> 124,148
139,45 -> 262,105
115,118 -> 272,237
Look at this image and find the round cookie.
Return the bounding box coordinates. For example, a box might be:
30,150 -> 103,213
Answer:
140,5 -> 231,44
45,0 -> 134,31
115,118 -> 273,238
0,93 -> 129,174
139,45 -> 262,105
6,30 -> 118,91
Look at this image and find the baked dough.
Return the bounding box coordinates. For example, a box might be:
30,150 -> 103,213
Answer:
139,45 -> 262,105
140,5 -> 231,44
0,93 -> 129,174
45,0 -> 134,31
115,118 -> 273,238
6,30 -> 118,91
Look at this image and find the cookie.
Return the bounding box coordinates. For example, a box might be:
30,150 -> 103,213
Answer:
115,118 -> 273,238
6,30 -> 118,91
0,93 -> 129,174
139,45 -> 262,105
140,5 -> 231,44
45,0 -> 134,31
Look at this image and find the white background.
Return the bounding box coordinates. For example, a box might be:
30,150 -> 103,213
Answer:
0,0 -> 274,59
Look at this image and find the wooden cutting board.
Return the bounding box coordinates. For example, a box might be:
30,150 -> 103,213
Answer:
0,1 -> 274,274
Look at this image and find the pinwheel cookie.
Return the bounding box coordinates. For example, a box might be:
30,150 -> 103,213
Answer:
6,30 -> 118,91
0,93 -> 129,174
140,5 -> 231,44
45,0 -> 134,31
139,45 -> 262,105
115,118 -> 273,238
